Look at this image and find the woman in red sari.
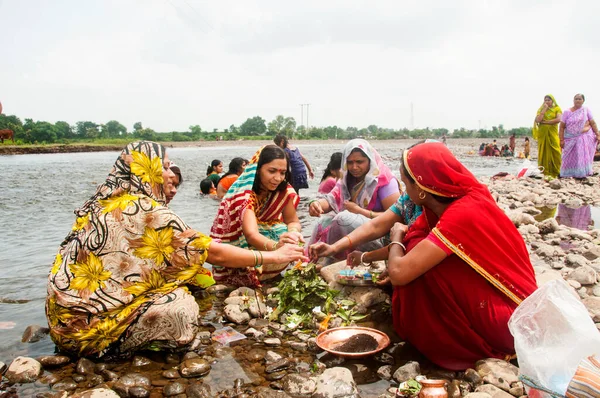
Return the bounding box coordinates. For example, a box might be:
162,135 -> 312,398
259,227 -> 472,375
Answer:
382,142 -> 537,369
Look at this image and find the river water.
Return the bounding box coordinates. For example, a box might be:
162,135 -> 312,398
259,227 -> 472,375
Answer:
0,142 -> 522,369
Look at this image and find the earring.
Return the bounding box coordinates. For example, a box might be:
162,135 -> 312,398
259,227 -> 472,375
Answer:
418,191 -> 426,200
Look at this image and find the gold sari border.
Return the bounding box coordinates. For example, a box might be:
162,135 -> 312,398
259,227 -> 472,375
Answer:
403,150 -> 451,197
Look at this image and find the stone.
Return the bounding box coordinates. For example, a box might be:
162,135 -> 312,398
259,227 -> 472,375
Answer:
162,369 -> 181,379
131,356 -> 152,367
70,388 -> 121,398
508,381 -> 524,397
507,212 -> 536,227
179,358 -> 211,378
377,365 -> 392,380
289,341 -> 308,352
206,284 -> 234,294
21,324 -> 50,343
393,361 -> 420,383
464,368 -> 483,385
186,382 -> 212,398
474,384 -> 513,398
248,298 -> 268,318
569,265 -> 597,285
266,370 -> 288,381
570,230 -> 594,241
164,382 -> 187,396
76,358 -> 96,375
549,179 -> 562,189
128,386 -> 150,398
475,359 -> 519,391
224,304 -> 251,324
249,318 -> 270,328
0,361 -> 6,374
583,246 -> 600,261
319,260 -> 347,290
567,279 -> 582,289
583,297 -> 600,322
37,355 -> 71,367
266,358 -> 292,373
566,254 -> 590,268
535,269 -> 564,286
5,356 -> 43,383
593,285 -> 600,297
229,286 -> 258,297
253,386 -> 292,397
375,352 -> 395,365
312,367 -> 358,398
265,351 -> 284,364
578,287 -> 589,299
537,218 -> 559,234
282,373 -> 317,397
448,380 -> 462,398
346,287 -> 389,313
264,337 -> 282,346
535,244 -> 563,258
100,370 -> 119,381
245,327 -> 264,339
52,378 -> 78,391
224,296 -> 246,305
518,224 -> 539,235
464,394 -> 492,398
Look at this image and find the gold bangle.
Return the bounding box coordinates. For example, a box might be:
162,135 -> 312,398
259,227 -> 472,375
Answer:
271,241 -> 278,251
251,250 -> 258,267
258,251 -> 264,266
288,227 -> 299,232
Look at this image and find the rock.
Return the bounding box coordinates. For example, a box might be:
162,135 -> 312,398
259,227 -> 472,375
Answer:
0,361 -> 6,375
70,388 -> 121,398
549,179 -> 562,189
508,381 -> 524,397
474,384 -> 513,398
312,367 -> 359,398
253,386 -> 292,397
128,386 -> 150,398
162,369 -> 181,379
518,224 -> 539,235
570,230 -> 594,241
583,246 -> 600,260
346,363 -> 377,385
393,361 -> 420,383
224,303 -> 251,324
245,327 -> 264,339
179,358 -> 211,378
224,296 -> 246,305
264,337 -> 282,346
249,318 -> 270,328
248,298 -> 268,318
507,212 -> 536,227
131,355 -> 152,367
319,260 -> 347,290
578,287 -> 589,299
21,324 -> 50,343
566,254 -> 590,268
569,265 -> 598,285
114,373 -> 151,395
475,359 -> 519,391
52,378 -> 78,391
282,373 -> 317,397
266,358 -> 292,373
229,286 -> 258,297
266,370 -> 288,381
186,382 -> 212,398
37,355 -> 71,367
535,269 -> 564,286
206,284 -> 234,294
289,341 -> 308,352
100,370 -> 119,381
583,297 -> 600,322
448,380 -> 462,398
567,279 -> 582,289
375,352 -> 395,365
377,365 -> 392,380
76,358 -> 96,375
593,285 -> 600,297
535,244 -> 563,258
464,368 -> 483,385
464,394 -> 492,398
164,381 -> 187,396
265,351 -> 284,364
346,287 -> 389,313
4,356 -> 43,383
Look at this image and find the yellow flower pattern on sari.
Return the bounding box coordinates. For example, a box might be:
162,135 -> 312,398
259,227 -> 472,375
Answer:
99,193 -> 140,214
70,317 -> 130,354
133,227 -> 175,265
69,253 -> 112,297
130,150 -> 163,185
51,253 -> 62,275
124,269 -> 177,297
72,214 -> 90,231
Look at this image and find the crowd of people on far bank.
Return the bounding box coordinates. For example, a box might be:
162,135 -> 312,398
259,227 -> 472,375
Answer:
45,129 -> 546,372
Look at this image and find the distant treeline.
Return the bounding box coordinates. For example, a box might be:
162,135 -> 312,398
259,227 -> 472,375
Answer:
0,113 -> 532,145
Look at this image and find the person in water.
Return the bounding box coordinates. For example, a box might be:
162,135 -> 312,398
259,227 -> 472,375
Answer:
273,134 -> 314,194
312,142 -> 537,370
217,157 -> 247,199
46,141 -> 306,357
318,152 -> 343,194
210,145 -> 304,286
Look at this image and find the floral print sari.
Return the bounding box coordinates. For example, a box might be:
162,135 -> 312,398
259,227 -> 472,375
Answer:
46,141 -> 215,357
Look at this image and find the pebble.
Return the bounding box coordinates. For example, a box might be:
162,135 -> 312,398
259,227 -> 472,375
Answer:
186,382 -> 212,397
132,355 -> 152,367
377,365 -> 392,380
179,358 -> 211,378
162,369 -> 181,379
165,353 -> 180,364
76,358 -> 96,375
52,378 -> 78,391
73,374 -> 87,382
37,355 -> 71,368
265,358 -> 292,373
265,351 -> 284,364
21,324 -> 50,343
5,356 -> 43,383
264,337 -> 282,346
393,361 -> 420,383
164,381 -> 187,396
129,386 -> 150,398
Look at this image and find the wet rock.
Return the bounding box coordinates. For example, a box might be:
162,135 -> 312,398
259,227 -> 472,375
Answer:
266,370 -> 288,381
307,337 -> 321,353
76,358 -> 96,375
377,365 -> 392,380
266,358 -> 292,373
264,337 -> 282,346
569,265 -> 597,285
52,378 -> 78,391
206,284 -> 234,294
131,355 -> 152,367
73,373 -> 87,382
88,374 -> 105,387
0,360 -> 6,375
37,355 -> 71,368
475,359 -> 519,391
245,327 -> 264,339
100,370 -> 119,381
5,356 -> 43,383
183,351 -> 200,360
249,318 -> 270,328
289,341 -> 308,352
164,381 -> 187,396
21,324 -> 50,343
113,373 -> 151,396
583,297 -> 600,322
186,382 -> 212,398
375,352 -> 395,365
248,298 -> 268,318
508,381 -> 524,397
464,368 -> 483,385
265,351 -> 284,364
128,386 -> 150,398
282,373 -> 317,397
71,388 -> 121,397
165,353 -> 180,364
464,394 -> 492,398
162,369 -> 181,379
224,304 -> 251,324
313,367 -> 358,398
448,380 -> 462,398
474,384 -> 513,398
254,386 -> 291,397
393,361 -> 420,383
347,287 -> 388,313
246,348 -> 266,362
179,358 -> 211,378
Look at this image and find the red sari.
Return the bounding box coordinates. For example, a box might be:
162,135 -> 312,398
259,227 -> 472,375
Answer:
393,143 -> 537,370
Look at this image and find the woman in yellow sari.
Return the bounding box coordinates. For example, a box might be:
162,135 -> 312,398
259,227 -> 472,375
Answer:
533,94 -> 562,178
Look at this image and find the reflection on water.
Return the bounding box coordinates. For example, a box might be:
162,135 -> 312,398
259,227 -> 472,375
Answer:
535,203 -> 599,230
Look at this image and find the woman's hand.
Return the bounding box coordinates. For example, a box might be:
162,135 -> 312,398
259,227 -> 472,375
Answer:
273,244 -> 309,264
346,250 -> 364,268
390,222 -> 408,242
308,170 -> 315,179
309,200 -> 324,217
374,269 -> 390,285
560,139 -> 565,149
278,231 -> 304,246
309,242 -> 336,261
344,200 -> 361,214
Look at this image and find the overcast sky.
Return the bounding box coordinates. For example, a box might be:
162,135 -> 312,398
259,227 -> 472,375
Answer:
1,0 -> 598,132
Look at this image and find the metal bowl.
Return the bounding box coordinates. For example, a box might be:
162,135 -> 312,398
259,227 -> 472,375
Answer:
316,326 -> 390,358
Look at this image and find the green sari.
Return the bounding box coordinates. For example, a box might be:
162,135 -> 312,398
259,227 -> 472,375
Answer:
532,94 -> 562,178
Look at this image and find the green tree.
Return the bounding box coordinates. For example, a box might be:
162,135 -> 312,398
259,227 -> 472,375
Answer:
229,124 -> 239,134
133,122 -> 143,132
268,115 -> 296,136
29,121 -> 58,143
54,121 -> 74,139
240,116 -> 267,136
105,120 -> 127,137
189,125 -> 202,135
76,121 -> 99,137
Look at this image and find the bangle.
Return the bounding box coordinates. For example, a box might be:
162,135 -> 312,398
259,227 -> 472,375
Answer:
388,241 -> 406,252
263,240 -> 270,251
271,241 -> 278,251
288,227 -> 300,232
344,235 -> 353,250
257,251 -> 264,267
251,250 -> 258,267
308,199 -> 319,206
369,210 -> 373,219
360,251 -> 371,265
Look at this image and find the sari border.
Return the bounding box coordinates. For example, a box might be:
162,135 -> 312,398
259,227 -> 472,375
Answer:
403,150 -> 451,197
431,227 -> 523,305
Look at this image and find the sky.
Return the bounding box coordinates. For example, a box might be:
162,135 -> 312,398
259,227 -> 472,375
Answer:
0,0 -> 598,132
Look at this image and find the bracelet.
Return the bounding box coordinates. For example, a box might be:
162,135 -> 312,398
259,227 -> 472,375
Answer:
369,210 -> 373,219
251,250 -> 258,268
271,240 -> 278,251
288,227 -> 300,232
257,251 -> 264,268
344,235 -> 353,250
263,240 -> 270,251
360,251 -> 371,265
308,199 -> 319,206
388,241 -> 406,252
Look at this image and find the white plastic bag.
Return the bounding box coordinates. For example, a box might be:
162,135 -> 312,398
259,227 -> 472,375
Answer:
508,279 -> 600,396
517,159 -> 543,178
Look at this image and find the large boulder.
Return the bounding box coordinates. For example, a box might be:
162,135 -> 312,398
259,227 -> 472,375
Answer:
393,361 -> 420,383
4,356 -> 42,383
282,373 -> 317,397
475,358 -> 519,392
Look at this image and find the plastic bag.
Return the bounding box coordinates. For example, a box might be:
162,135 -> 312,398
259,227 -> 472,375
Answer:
508,279 -> 600,396
517,159 -> 543,178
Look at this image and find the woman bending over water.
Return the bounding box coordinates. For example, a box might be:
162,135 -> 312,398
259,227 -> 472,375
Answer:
211,145 -> 304,287
46,141 -> 306,357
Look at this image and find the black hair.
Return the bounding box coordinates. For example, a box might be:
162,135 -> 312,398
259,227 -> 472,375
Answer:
200,178 -> 213,194
253,145 -> 291,194
273,134 -> 289,148
345,148 -> 371,188
170,165 -> 183,187
400,148 -> 456,204
321,152 -> 343,182
525,137 -> 530,142
206,159 -> 222,176
221,157 -> 246,179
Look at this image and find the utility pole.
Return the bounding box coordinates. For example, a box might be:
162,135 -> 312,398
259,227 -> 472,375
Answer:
306,104 -> 310,132
300,104 -> 304,130
410,102 -> 414,130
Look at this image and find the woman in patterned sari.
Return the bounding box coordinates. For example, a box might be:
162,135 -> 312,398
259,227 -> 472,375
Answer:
46,141 -> 305,358
560,93 -> 600,178
533,94 -> 562,179
210,145 -> 304,287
